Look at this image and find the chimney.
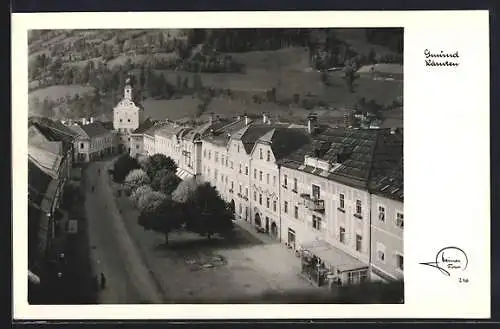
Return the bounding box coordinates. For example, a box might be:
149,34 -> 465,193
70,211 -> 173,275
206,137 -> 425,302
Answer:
209,112 -> 214,124
262,112 -> 268,124
81,118 -> 86,125
244,112 -> 250,126
90,117 -> 94,124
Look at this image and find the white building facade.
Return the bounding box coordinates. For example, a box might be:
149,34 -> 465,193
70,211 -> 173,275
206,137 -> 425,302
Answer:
113,79 -> 144,153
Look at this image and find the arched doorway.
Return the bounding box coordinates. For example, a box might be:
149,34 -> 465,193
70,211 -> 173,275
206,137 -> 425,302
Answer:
271,222 -> 278,239
254,213 -> 261,227
229,199 -> 235,214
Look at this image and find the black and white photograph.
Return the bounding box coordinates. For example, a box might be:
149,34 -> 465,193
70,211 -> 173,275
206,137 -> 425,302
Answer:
26,27 -> 405,305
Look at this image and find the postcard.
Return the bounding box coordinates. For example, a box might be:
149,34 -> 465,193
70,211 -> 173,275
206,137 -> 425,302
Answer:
12,10 -> 490,319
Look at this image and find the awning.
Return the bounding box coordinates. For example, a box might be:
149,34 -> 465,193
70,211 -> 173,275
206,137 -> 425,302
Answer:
176,167 -> 194,180
301,240 -> 368,273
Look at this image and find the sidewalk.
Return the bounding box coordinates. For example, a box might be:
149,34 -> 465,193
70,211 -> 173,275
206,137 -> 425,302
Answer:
234,219 -> 280,245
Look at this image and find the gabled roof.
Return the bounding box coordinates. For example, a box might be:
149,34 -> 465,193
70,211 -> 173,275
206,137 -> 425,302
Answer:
28,145 -> 63,178
236,124 -> 278,154
255,127 -> 311,161
28,125 -> 63,155
202,119 -> 247,147
143,121 -> 171,137
74,122 -> 112,138
155,124 -> 185,138
29,118 -> 79,148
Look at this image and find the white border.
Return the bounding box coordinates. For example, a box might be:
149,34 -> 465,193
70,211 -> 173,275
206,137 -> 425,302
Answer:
13,10 -> 490,319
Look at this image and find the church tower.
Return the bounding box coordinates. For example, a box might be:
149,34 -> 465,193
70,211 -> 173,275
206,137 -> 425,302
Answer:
113,76 -> 144,153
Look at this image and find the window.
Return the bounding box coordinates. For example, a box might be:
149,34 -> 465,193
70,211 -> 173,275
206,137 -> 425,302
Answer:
284,175 -> 288,188
339,193 -> 345,209
231,181 -> 234,190
273,200 -> 277,212
259,194 -> 262,205
231,161 -> 234,169
254,191 -> 257,201
397,254 -> 404,270
80,143 -> 84,149
259,148 -> 263,159
266,173 -> 270,184
294,206 -> 299,219
245,188 -> 248,198
225,158 -> 228,167
339,227 -> 346,243
214,169 -> 218,180
119,119 -> 123,123
312,216 -> 322,230
215,152 -> 219,162
267,150 -> 271,161
356,234 -> 362,252
273,175 -> 276,186
356,200 -> 362,214
237,144 -> 240,153
239,184 -> 242,194
312,184 -> 320,199
221,155 -> 224,164
378,206 -> 386,222
293,178 -> 298,192
266,198 -> 270,208
396,212 -> 404,228
239,204 -> 242,215
284,201 -> 288,213
254,169 -> 257,179
136,144 -> 139,149
377,244 -> 386,262
245,166 -> 249,175
127,118 -> 131,123
259,171 -> 262,181
239,164 -> 242,173
208,151 -> 211,160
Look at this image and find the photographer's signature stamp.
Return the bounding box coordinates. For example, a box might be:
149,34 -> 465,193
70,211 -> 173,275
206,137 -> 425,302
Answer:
420,247 -> 469,282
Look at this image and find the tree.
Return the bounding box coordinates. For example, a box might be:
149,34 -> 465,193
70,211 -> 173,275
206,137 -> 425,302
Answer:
342,61 -> 360,93
185,183 -> 234,239
137,190 -> 168,213
138,198 -> 183,244
129,184 -> 153,205
112,154 -> 140,183
171,177 -> 199,204
151,169 -> 182,195
124,169 -> 151,194
143,153 -> 177,179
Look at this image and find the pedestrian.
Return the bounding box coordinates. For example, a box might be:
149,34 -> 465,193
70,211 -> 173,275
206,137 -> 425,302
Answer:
100,272 -> 106,290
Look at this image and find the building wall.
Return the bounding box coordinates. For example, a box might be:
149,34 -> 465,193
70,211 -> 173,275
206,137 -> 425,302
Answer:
144,134 -> 155,156
130,134 -> 144,158
370,194 -> 404,280
74,138 -> 90,162
250,142 -> 280,239
225,139 -> 251,221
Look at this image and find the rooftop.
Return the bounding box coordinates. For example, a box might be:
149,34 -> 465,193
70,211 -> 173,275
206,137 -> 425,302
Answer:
256,126 -> 311,161
202,118 -> 248,147
28,125 -> 63,155
28,145 -> 63,178
133,118 -> 155,134
28,158 -> 53,206
72,122 -> 112,138
279,128 -> 403,195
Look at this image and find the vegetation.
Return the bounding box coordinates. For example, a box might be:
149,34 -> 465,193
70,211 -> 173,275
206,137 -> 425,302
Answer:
124,169 -> 151,194
151,169 -> 182,195
112,154 -> 140,183
141,153 -> 177,180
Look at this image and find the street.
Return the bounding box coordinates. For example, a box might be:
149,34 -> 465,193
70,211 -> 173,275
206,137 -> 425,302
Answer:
84,159 -> 164,303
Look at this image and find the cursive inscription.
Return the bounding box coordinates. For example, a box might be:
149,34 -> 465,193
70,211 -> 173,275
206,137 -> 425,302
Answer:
420,246 -> 468,276
424,49 -> 460,67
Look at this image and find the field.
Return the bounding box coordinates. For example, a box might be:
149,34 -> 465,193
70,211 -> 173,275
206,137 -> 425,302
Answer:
142,97 -> 201,121
28,84 -> 93,103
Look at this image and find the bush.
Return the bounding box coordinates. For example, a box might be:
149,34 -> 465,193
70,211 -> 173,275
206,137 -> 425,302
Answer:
137,190 -> 168,213
124,169 -> 151,193
129,184 -> 153,205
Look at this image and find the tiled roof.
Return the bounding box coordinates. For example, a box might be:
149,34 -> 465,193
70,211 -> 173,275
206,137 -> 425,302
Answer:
28,159 -> 53,205
155,124 -> 185,138
79,122 -> 112,138
28,145 -> 63,178
237,124 -> 280,154
279,128 -> 403,194
202,119 -> 247,147
368,129 -> 403,201
133,118 -> 155,134
142,121 -> 171,137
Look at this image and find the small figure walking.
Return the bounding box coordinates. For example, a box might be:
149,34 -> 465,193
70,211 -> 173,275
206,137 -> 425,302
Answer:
100,272 -> 106,290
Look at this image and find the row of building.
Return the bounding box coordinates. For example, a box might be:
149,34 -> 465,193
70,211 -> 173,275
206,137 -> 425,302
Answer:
113,79 -> 404,284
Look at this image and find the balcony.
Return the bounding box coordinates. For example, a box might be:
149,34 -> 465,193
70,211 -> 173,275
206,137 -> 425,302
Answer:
300,193 -> 325,213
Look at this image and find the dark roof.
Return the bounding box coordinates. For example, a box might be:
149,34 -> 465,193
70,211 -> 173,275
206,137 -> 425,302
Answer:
237,124 -> 281,154
29,118 -> 79,143
133,118 -> 155,134
258,127 -> 311,161
80,122 -> 112,138
279,128 -> 403,195
368,129 -> 403,201
28,159 -> 52,205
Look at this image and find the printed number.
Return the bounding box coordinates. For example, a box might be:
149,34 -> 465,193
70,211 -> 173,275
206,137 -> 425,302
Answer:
458,278 -> 469,283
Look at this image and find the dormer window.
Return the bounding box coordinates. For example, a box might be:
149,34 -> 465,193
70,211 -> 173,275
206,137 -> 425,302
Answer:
267,150 -> 271,161
259,148 -> 263,159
